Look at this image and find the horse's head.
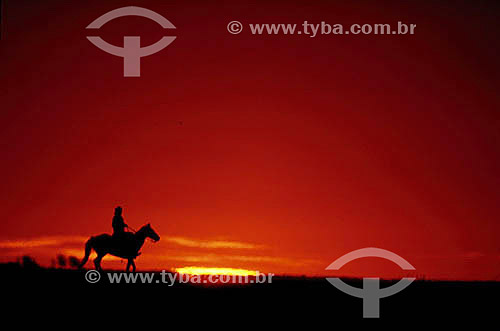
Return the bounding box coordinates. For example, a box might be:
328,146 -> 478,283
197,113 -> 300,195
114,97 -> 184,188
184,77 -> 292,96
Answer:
142,223 -> 160,242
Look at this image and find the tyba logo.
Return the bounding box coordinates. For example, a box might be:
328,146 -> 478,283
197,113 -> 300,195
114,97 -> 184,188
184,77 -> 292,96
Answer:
326,247 -> 415,318
86,6 -> 176,77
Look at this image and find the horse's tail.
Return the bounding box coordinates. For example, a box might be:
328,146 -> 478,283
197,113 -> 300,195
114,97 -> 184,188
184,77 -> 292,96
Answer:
78,237 -> 94,269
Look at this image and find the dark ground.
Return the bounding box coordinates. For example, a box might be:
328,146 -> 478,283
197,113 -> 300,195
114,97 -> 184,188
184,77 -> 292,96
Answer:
2,262 -> 498,326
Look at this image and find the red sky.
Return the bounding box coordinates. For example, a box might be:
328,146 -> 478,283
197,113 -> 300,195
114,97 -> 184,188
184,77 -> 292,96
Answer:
1,0 -> 499,280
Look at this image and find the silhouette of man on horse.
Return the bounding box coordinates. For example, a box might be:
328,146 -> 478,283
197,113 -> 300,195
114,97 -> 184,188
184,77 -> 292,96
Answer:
112,206 -> 128,238
79,206 -> 160,272
112,206 -> 138,256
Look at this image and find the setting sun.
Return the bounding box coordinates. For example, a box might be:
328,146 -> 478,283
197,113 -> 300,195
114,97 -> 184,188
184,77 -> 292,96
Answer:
173,267 -> 257,276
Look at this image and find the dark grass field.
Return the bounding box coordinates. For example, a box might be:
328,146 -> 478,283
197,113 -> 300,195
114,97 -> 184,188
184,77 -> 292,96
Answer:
2,262 -> 498,324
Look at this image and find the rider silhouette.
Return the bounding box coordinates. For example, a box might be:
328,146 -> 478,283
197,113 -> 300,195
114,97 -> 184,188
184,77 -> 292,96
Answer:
112,206 -> 128,238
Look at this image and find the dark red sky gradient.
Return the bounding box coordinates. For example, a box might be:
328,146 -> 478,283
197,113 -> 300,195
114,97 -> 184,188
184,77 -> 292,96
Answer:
1,0 -> 499,279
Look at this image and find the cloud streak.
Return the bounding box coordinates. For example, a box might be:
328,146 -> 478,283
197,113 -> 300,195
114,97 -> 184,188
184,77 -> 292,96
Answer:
0,235 -> 264,250
164,236 -> 265,249
0,236 -> 87,249
156,253 -> 320,268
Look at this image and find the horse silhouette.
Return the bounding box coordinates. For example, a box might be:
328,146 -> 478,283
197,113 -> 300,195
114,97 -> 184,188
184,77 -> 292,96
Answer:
79,223 -> 160,272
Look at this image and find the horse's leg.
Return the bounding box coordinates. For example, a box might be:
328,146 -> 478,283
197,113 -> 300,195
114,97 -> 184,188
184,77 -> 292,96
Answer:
94,253 -> 104,271
126,260 -> 132,272
131,259 -> 136,273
